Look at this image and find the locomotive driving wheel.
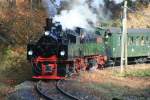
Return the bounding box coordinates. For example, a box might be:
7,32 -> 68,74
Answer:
135,58 -> 147,64
87,58 -> 98,71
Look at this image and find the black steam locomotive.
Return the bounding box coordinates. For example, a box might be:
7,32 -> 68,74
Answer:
27,18 -> 106,79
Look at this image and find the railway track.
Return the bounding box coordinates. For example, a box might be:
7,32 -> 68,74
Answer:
35,79 -> 79,100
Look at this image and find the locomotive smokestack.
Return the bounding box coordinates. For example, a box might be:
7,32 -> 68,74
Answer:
75,27 -> 82,34
44,18 -> 53,31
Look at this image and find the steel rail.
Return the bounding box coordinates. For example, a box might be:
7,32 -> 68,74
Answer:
35,81 -> 54,100
36,79 -> 79,100
56,79 -> 79,100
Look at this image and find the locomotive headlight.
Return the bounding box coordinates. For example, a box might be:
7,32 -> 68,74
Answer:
105,35 -> 109,38
60,51 -> 65,56
28,50 -> 33,55
44,31 -> 50,36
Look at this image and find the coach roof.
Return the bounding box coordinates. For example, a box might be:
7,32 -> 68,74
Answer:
108,27 -> 150,34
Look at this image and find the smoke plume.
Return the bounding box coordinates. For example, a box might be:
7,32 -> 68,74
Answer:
42,0 -> 57,17
54,2 -> 98,30
114,0 -> 136,4
42,0 -> 137,30
54,0 -> 109,30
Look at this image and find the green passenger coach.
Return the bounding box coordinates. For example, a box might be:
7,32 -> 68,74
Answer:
98,27 -> 150,64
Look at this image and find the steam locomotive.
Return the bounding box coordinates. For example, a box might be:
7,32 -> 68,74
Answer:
27,18 -> 107,79
27,18 -> 150,79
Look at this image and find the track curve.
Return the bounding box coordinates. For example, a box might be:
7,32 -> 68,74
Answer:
35,80 -> 79,100
56,79 -> 79,100
36,81 -> 54,100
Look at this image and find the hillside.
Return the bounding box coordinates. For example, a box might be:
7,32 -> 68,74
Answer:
128,4 -> 150,28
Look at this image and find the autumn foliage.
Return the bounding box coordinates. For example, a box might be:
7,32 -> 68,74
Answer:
0,0 -> 47,46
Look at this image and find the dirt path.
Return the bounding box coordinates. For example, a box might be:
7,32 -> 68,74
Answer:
77,64 -> 150,99
0,64 -> 150,100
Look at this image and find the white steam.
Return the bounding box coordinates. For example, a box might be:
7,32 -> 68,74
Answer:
114,0 -> 136,4
54,0 -> 107,30
54,4 -> 98,30
115,0 -> 124,4
42,0 -> 137,30
55,0 -> 61,7
91,0 -> 104,8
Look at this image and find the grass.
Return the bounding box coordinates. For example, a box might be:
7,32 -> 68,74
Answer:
78,65 -> 150,99
125,69 -> 150,77
84,82 -> 128,98
81,80 -> 150,100
113,65 -> 150,77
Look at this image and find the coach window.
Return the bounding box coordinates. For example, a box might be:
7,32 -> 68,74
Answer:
141,36 -> 144,46
146,36 -> 149,44
130,37 -> 134,45
128,36 -> 133,45
128,37 -> 130,45
118,36 -> 121,46
132,37 -> 134,44
135,36 -> 140,45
